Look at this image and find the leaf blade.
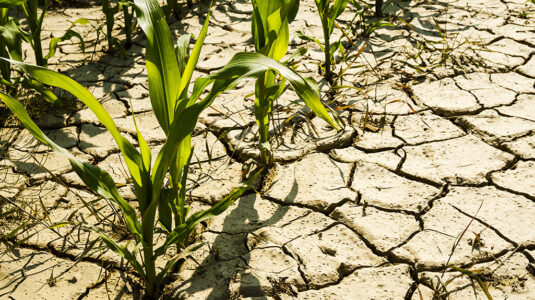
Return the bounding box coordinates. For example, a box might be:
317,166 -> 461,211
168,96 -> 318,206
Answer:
5,59 -> 146,189
209,52 -> 339,130
134,0 -> 181,133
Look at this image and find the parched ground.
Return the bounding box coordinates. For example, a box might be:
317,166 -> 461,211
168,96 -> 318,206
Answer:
1,0 -> 535,299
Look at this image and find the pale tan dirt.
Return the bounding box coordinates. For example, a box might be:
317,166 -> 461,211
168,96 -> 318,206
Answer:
1,0 -> 535,299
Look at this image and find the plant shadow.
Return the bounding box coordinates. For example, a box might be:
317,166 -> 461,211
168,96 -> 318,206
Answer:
168,177 -> 299,299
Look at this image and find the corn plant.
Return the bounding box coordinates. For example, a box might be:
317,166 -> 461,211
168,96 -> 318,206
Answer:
0,0 -> 87,103
101,0 -> 136,51
0,0 -> 24,95
310,0 -> 348,83
18,0 -> 87,67
0,0 -> 254,297
123,2 -> 135,48
348,0 -> 394,39
1,0 -> 339,297
242,0 -> 338,165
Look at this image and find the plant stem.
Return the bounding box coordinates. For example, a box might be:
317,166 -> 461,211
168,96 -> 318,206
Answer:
254,72 -> 275,166
375,0 -> 383,17
102,0 -> 115,52
123,5 -> 133,49
143,224 -> 157,298
321,13 -> 332,84
24,0 -> 45,66
32,31 -> 44,66
0,10 -> 10,85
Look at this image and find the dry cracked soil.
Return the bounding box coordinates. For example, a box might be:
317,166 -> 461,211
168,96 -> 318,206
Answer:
1,0 -> 535,299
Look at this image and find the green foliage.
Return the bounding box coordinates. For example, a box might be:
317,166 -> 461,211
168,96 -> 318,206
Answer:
19,0 -> 87,67
348,0 -> 395,39
308,0 -> 349,83
0,0 -> 340,296
0,0 -> 87,103
0,0 -> 253,297
246,0 -> 338,165
101,0 -> 136,52
0,0 -> 27,8
0,11 -> 23,92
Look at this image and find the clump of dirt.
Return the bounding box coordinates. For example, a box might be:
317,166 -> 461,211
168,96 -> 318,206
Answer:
484,272 -> 531,294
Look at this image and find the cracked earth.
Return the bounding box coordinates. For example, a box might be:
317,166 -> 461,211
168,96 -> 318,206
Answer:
1,0 -> 535,299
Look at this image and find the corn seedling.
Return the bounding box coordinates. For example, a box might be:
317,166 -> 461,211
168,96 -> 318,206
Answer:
11,0 -> 87,67
123,2 -> 135,48
309,0 -> 349,83
297,0 -> 350,83
0,0 -> 256,297
233,0 -> 338,165
0,0 -> 87,103
348,0 -> 395,39
0,1 -> 24,95
102,0 -> 136,51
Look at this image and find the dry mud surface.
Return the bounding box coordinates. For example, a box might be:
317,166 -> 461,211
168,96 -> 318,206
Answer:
1,0 -> 535,299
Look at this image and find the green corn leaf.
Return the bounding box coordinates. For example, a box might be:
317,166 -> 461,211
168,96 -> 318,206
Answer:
156,172 -> 258,254
328,0 -> 348,34
0,92 -> 143,239
97,231 -> 145,278
0,0 -> 26,8
177,8 -> 210,103
175,34 -> 191,76
329,40 -> 342,61
288,0 -> 300,22
44,18 -> 89,62
131,106 -> 152,213
176,142 -> 193,224
154,242 -> 204,286
172,137 -> 192,189
282,48 -> 307,64
134,0 -> 180,134
148,81 -> 231,231
269,79 -> 286,103
150,100 -> 210,204
265,3 -> 290,60
0,18 -> 25,61
251,1 -> 265,51
26,79 -> 58,104
209,52 -> 339,130
183,172 -> 258,236
131,106 -> 151,173
296,30 -> 324,52
251,0 -> 286,50
4,59 -> 146,190
188,76 -> 216,105
315,0 -> 328,17
252,0 -> 297,61
158,188 -> 174,232
167,139 -> 189,224
144,94 -> 219,248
